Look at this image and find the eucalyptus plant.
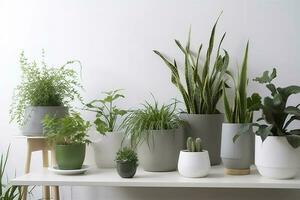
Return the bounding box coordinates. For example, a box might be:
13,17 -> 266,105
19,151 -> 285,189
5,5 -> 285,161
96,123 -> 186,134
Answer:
234,69 -> 300,148
223,42 -> 261,123
43,112 -> 91,145
154,15 -> 229,114
84,90 -> 127,135
122,97 -> 182,148
10,50 -> 83,126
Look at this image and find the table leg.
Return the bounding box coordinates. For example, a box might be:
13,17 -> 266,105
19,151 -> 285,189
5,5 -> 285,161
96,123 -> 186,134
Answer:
22,145 -> 32,200
42,150 -> 50,200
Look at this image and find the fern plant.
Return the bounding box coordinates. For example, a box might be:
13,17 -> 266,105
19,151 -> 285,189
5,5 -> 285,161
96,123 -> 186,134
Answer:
84,90 -> 127,135
115,147 -> 138,166
154,15 -> 229,114
10,50 -> 83,126
223,42 -> 261,123
122,97 -> 182,148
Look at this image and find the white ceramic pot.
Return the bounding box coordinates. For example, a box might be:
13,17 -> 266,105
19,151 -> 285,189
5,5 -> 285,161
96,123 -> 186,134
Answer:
255,136 -> 300,179
177,150 -> 211,178
92,131 -> 126,168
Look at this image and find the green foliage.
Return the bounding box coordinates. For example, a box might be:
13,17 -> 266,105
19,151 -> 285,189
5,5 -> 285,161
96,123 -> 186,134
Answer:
10,50 -> 83,126
0,147 -> 23,200
115,147 -> 138,166
235,69 -> 300,148
43,112 -> 91,145
122,97 -> 182,148
186,137 -> 203,152
154,15 -> 229,114
223,42 -> 261,123
84,90 -> 127,135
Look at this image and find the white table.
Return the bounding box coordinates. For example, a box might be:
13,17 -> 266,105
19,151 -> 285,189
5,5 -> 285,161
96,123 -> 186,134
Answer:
11,165 -> 300,189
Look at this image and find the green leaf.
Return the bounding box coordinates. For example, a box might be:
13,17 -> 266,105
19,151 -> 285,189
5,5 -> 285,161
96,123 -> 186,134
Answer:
284,106 -> 300,117
286,135 -> 300,148
256,125 -> 273,142
94,118 -> 109,134
253,68 -> 277,84
247,93 -> 262,111
233,124 -> 252,143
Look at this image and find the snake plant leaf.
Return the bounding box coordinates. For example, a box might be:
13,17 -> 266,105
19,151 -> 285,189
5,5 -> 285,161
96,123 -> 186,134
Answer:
175,39 -> 186,54
286,135 -> 300,148
223,85 -> 232,122
284,106 -> 300,117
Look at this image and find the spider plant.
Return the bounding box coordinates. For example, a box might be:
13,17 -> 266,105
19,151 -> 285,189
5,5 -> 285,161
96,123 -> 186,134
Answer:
122,97 -> 182,148
223,42 -> 261,123
153,14 -> 229,114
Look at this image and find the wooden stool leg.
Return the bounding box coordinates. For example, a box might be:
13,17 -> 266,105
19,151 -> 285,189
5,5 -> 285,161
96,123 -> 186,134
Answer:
42,150 -> 50,200
52,186 -> 60,200
22,145 -> 32,200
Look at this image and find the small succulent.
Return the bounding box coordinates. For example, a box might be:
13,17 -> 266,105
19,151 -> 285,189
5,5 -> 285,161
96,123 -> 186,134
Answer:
186,137 -> 203,152
115,147 -> 138,166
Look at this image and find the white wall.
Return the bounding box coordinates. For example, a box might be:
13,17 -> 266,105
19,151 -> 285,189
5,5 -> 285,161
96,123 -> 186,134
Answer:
0,0 -> 300,199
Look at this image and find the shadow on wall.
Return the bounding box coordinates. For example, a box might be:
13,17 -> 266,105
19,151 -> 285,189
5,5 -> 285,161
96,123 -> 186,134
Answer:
67,187 -> 300,200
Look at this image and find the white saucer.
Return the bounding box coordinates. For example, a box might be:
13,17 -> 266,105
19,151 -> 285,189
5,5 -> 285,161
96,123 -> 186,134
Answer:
48,165 -> 90,175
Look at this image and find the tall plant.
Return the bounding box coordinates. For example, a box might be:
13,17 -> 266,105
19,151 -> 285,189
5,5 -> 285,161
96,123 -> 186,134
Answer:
84,90 -> 127,135
10,50 -> 83,126
223,42 -> 261,123
154,16 -> 229,114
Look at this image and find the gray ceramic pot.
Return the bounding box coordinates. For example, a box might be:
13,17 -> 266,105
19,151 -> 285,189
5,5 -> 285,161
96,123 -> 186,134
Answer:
180,113 -> 224,165
221,123 -> 254,170
137,128 -> 184,172
22,106 -> 68,136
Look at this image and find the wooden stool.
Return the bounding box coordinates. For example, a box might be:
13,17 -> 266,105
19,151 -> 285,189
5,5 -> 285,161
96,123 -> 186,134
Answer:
225,168 -> 250,175
21,136 -> 60,200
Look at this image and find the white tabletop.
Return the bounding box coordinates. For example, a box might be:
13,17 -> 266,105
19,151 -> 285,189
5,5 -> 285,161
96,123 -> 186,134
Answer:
11,165 -> 300,189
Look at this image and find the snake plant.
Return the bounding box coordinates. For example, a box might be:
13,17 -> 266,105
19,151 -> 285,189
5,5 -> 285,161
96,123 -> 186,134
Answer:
154,15 -> 229,114
223,42 -> 261,123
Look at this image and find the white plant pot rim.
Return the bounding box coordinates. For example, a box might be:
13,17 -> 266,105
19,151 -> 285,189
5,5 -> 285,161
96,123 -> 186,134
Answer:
180,113 -> 224,116
180,150 -> 208,153
26,106 -> 68,108
222,122 -> 252,125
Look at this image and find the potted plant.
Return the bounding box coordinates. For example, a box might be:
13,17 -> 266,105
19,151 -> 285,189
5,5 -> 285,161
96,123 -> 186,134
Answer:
154,16 -> 228,165
122,97 -> 184,172
239,69 -> 300,179
43,112 -> 91,170
10,51 -> 82,136
84,90 -> 127,168
115,147 -> 138,178
221,42 -> 261,175
178,137 -> 211,178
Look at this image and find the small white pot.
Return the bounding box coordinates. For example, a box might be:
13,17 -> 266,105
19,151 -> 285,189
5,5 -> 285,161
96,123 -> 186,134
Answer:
92,131 -> 127,168
177,150 -> 211,178
255,136 -> 300,179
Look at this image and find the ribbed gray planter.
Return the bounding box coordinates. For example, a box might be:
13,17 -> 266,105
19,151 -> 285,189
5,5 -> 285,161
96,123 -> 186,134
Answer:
22,106 -> 68,136
221,123 -> 254,173
137,128 -> 184,172
180,113 -> 224,165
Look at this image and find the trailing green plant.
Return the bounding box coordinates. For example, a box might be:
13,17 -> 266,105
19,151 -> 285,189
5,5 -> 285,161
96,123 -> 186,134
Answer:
43,112 -> 91,145
122,97 -> 182,148
223,42 -> 261,123
234,68 -> 300,148
115,147 -> 138,166
84,90 -> 127,135
153,14 -> 229,114
10,50 -> 83,126
0,146 -> 23,200
186,137 -> 203,152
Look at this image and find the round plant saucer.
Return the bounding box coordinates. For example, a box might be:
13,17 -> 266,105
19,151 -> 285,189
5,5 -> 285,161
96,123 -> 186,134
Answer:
48,165 -> 90,175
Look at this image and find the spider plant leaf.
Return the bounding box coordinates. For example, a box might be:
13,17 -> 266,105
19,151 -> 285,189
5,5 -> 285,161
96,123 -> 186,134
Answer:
284,116 -> 300,130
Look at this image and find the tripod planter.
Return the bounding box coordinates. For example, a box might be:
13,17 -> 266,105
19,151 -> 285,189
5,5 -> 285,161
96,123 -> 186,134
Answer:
22,106 -> 68,136
180,114 -> 224,165
221,123 -> 254,175
137,129 -> 184,172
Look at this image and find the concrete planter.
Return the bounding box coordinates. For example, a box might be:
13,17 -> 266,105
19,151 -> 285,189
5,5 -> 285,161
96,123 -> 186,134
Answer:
180,113 -> 224,165
255,136 -> 300,179
221,123 -> 254,175
137,128 -> 184,172
22,106 -> 68,136
178,150 -> 211,178
92,131 -> 126,168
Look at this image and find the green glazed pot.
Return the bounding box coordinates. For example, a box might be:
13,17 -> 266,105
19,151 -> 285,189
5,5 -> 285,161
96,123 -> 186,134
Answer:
116,161 -> 137,178
55,143 -> 86,170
